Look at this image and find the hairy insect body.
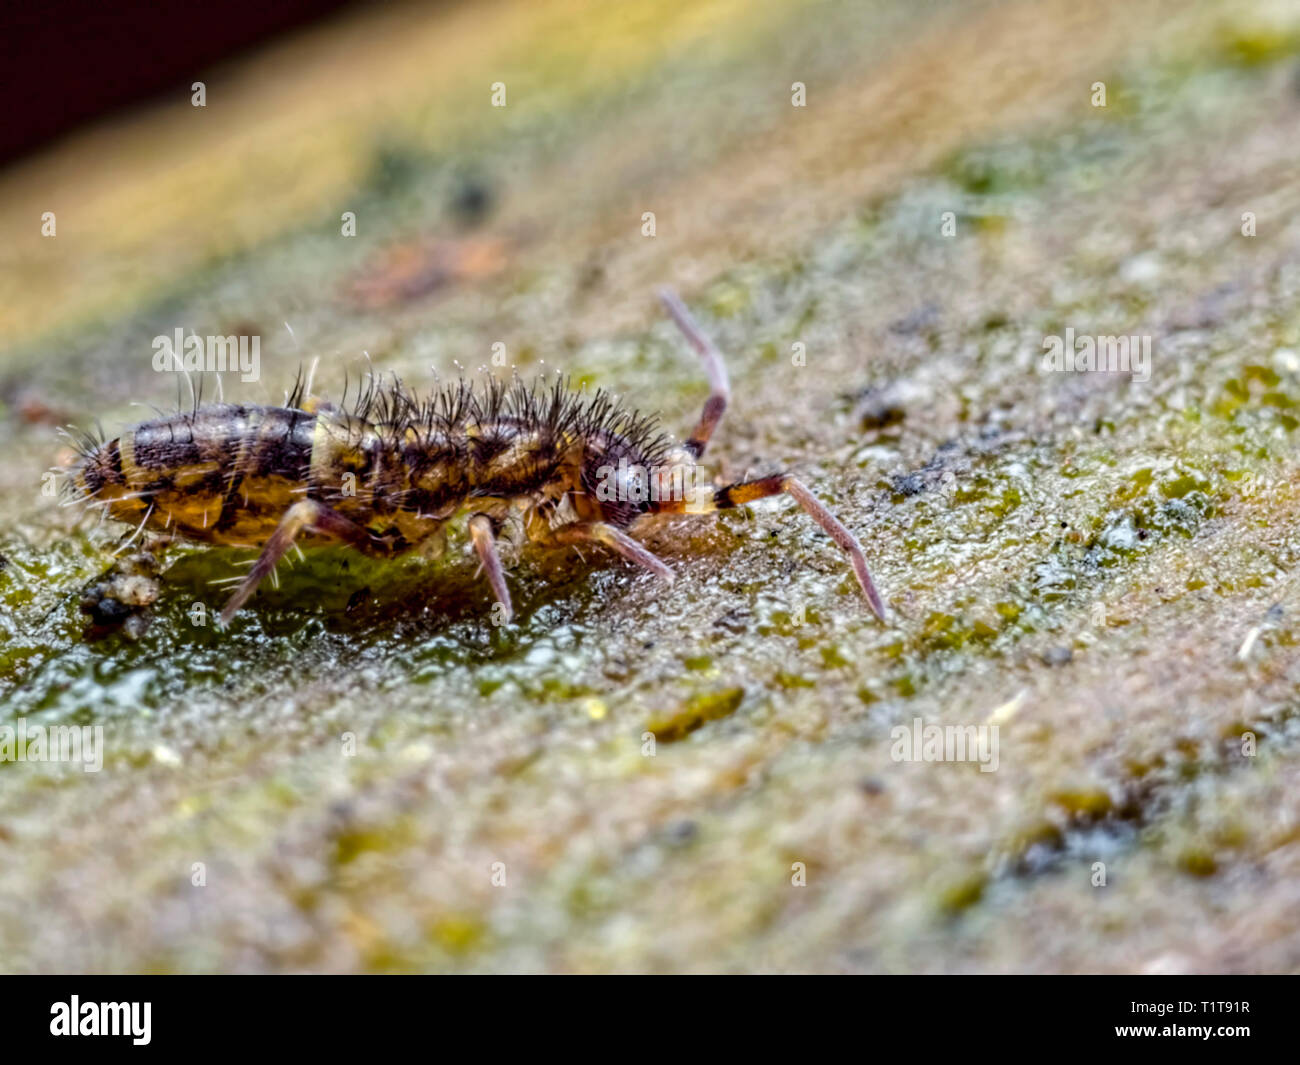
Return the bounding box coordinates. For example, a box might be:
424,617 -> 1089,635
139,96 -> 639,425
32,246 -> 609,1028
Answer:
71,291 -> 886,627
79,401 -> 616,553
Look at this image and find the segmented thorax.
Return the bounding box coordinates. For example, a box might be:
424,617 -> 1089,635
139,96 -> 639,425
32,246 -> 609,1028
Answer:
306,411 -> 580,545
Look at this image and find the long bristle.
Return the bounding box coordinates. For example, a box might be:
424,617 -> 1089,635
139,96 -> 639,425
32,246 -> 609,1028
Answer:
339,373 -> 674,466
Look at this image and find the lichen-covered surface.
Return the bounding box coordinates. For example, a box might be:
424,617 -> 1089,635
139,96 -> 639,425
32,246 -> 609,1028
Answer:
3,0 -> 1300,973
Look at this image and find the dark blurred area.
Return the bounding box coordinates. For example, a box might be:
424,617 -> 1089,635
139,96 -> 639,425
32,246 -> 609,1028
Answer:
0,0 -> 364,164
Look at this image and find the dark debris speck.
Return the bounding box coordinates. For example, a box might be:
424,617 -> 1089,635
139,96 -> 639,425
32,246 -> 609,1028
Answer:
855,387 -> 907,430
888,303 -> 940,336
666,820 -> 699,845
890,472 -> 926,497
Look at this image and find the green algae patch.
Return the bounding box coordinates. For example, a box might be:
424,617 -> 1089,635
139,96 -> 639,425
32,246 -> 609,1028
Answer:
936,869 -> 989,915
1216,22 -> 1300,67
1048,789 -> 1116,823
646,687 -> 746,743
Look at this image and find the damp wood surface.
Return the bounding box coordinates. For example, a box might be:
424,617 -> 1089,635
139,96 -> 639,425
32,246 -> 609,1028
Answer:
2,0 -> 1300,972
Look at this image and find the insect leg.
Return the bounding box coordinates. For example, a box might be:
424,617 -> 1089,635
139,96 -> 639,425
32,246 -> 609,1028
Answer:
217,500 -> 373,626
549,522 -> 675,583
658,287 -> 729,458
468,513 -> 512,622
713,474 -> 886,621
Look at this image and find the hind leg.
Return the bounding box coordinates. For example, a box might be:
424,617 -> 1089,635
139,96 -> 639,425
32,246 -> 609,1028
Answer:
468,513 -> 513,622
218,500 -> 376,626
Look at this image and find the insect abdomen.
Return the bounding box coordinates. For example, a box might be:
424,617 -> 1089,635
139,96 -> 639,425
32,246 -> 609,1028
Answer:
79,404 -> 317,543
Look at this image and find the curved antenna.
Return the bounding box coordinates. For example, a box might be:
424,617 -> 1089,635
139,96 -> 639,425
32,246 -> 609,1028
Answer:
657,287 -> 730,458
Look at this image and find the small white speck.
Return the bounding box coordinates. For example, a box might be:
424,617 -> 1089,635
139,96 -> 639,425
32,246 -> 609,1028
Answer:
1237,626 -> 1261,661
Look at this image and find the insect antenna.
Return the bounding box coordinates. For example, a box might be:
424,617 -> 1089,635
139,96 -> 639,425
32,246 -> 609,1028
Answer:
658,288 -> 730,458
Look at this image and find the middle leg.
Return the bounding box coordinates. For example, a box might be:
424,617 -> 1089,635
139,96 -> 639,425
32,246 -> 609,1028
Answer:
540,520 -> 675,584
